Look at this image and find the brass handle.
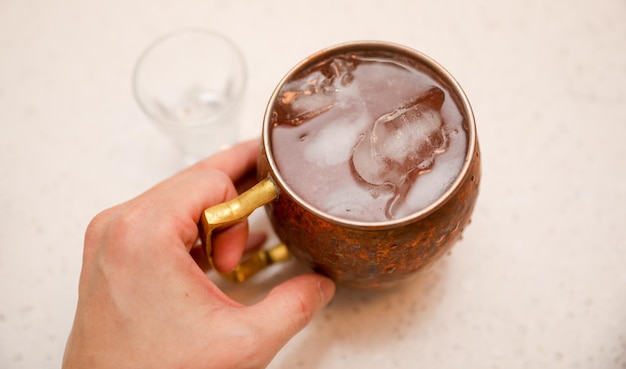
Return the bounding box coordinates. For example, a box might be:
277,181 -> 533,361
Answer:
221,243 -> 290,282
200,177 -> 290,282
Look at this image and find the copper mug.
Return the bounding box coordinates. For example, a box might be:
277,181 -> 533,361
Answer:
201,41 -> 480,289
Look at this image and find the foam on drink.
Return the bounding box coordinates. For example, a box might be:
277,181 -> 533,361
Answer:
270,53 -> 467,223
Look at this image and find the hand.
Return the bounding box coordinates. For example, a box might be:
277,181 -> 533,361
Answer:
62,140 -> 336,369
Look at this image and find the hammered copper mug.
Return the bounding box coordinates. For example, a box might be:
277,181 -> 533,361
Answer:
201,41 -> 480,290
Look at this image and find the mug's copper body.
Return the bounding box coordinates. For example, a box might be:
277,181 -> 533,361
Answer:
257,42 -> 481,289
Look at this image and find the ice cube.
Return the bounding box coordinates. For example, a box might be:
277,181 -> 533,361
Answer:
350,87 -> 449,218
272,57 -> 356,126
303,111 -> 371,166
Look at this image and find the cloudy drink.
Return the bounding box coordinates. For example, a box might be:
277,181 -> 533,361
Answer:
269,52 -> 468,223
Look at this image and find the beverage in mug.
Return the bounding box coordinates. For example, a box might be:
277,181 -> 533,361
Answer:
270,53 -> 468,223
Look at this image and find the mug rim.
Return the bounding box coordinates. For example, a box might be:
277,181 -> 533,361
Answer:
262,40 -> 477,229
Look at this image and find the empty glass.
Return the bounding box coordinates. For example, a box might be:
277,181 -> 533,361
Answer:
133,28 -> 247,163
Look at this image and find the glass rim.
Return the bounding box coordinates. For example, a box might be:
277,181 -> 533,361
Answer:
132,28 -> 248,128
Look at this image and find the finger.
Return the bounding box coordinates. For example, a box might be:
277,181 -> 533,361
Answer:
126,140 -> 259,263
234,167 -> 259,194
246,274 -> 336,351
212,228 -> 269,273
211,221 -> 248,272
191,232 -> 267,272
148,139 -> 260,197
142,169 -> 241,252
244,232 -> 267,254
187,139 -> 260,181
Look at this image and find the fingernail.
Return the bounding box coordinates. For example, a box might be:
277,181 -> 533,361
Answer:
318,278 -> 336,306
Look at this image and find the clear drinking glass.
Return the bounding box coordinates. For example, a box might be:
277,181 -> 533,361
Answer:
133,28 -> 247,163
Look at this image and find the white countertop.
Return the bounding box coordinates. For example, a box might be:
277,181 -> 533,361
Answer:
1,0 -> 625,368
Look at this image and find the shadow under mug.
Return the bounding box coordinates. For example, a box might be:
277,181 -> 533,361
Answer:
201,41 -> 481,290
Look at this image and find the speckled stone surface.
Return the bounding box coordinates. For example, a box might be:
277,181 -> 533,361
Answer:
1,0 -> 625,368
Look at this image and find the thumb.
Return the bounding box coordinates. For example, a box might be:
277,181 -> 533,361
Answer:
248,274 -> 335,349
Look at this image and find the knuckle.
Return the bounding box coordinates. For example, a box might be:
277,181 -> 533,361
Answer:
220,320 -> 266,367
84,208 -> 112,241
84,203 -> 149,265
285,290 -> 316,331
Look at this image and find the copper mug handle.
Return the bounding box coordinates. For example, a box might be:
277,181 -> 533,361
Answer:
200,177 -> 290,282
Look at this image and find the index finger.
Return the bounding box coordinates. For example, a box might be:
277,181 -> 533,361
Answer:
151,139 -> 260,194
189,139 -> 260,180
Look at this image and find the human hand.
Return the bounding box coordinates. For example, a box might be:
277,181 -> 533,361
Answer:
62,140 -> 336,369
